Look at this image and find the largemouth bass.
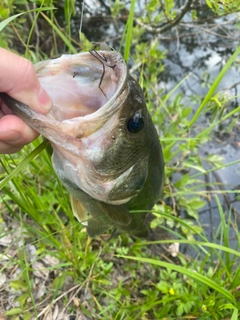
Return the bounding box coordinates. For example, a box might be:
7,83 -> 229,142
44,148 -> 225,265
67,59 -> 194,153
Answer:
1,50 -> 164,237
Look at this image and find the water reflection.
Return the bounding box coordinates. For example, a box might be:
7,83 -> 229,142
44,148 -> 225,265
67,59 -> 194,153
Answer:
159,16 -> 240,246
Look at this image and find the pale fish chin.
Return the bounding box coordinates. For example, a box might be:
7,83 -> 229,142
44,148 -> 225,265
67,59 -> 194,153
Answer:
52,150 -> 138,205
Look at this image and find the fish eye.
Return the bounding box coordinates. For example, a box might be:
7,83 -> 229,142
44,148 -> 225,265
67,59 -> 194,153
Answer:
127,110 -> 144,133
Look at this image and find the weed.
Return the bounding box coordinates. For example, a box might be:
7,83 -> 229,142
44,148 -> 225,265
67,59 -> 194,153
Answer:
0,1 -> 239,319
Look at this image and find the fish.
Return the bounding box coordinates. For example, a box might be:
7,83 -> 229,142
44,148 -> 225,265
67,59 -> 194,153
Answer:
0,50 -> 164,237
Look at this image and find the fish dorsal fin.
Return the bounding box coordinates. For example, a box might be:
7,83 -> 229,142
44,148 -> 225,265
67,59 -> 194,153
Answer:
98,202 -> 132,226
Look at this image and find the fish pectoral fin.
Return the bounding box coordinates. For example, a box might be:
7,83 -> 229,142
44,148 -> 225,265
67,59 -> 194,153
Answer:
70,195 -> 131,236
99,202 -> 132,226
87,219 -> 111,237
70,195 -> 89,226
70,195 -> 113,236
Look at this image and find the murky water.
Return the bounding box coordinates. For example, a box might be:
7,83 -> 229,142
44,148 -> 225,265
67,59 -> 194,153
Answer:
158,12 -> 240,246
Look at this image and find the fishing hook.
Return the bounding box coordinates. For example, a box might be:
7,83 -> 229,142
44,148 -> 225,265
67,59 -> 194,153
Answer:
89,50 -> 116,98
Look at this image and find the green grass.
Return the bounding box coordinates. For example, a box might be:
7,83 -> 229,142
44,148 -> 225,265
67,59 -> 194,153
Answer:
0,1 -> 240,319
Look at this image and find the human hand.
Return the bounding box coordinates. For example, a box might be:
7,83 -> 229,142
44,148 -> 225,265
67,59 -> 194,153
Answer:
0,48 -> 52,154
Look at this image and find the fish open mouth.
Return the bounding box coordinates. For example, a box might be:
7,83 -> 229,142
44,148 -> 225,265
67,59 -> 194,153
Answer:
0,51 -> 129,155
36,50 -> 128,122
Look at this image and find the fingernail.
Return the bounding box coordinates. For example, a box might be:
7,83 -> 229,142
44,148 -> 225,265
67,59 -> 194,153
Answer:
38,87 -> 52,112
0,130 -> 21,143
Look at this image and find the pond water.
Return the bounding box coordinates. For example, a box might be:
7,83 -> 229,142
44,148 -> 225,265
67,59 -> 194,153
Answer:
158,12 -> 240,247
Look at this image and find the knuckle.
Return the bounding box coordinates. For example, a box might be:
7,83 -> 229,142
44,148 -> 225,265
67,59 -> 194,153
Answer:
18,58 -> 36,87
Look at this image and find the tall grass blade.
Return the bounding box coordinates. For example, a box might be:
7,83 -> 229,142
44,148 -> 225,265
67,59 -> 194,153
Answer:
153,73 -> 192,119
137,240 -> 240,258
40,12 -> 77,54
188,45 -> 240,129
0,140 -> 49,190
123,0 -> 137,62
118,255 -> 236,304
0,7 -> 55,32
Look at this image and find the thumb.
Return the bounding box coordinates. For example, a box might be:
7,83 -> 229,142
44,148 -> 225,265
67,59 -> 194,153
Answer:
0,48 -> 52,113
